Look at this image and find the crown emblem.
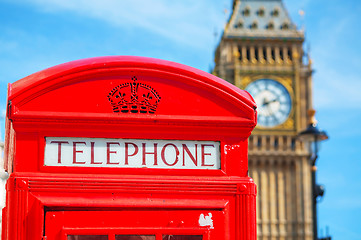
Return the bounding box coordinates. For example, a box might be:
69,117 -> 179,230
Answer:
108,76 -> 161,114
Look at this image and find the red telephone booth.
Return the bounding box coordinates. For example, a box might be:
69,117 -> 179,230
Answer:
2,56 -> 257,240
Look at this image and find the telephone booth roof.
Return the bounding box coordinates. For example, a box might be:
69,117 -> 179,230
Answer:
7,56 -> 256,130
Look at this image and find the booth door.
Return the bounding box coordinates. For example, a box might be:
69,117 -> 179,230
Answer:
44,210 -> 221,240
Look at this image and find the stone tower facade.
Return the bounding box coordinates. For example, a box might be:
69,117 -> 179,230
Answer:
214,0 -> 314,239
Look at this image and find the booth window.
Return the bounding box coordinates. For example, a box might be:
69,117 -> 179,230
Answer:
68,236 -> 108,240
163,235 -> 203,240
115,235 -> 155,240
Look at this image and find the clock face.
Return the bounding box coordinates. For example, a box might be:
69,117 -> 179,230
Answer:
245,79 -> 292,128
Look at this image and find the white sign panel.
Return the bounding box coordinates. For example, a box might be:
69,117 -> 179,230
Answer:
45,137 -> 220,170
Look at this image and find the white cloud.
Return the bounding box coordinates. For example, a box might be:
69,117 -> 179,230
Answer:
16,0 -> 226,50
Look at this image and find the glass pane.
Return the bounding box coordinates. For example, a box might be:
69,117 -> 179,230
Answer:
67,236 -> 108,240
162,236 -> 203,240
115,235 -> 156,240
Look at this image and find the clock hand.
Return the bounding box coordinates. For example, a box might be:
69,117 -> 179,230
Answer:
261,98 -> 267,106
269,98 -> 278,104
264,99 -> 281,116
262,98 -> 278,106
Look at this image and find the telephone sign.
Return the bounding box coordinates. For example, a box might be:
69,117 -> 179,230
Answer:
45,137 -> 220,169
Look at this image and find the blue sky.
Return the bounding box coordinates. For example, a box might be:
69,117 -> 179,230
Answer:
1,0 -> 361,239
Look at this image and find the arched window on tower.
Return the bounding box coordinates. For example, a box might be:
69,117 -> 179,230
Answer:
266,22 -> 274,30
271,48 -> 276,61
281,22 -> 290,30
274,137 -> 279,150
250,21 -> 258,29
288,48 -> 293,61
255,47 -> 259,61
280,48 -> 284,61
235,20 -> 244,29
238,46 -> 243,61
291,138 -> 296,151
257,137 -> 262,149
257,7 -> 265,17
243,6 -> 250,16
263,48 -> 267,62
246,47 -> 251,61
271,7 -> 280,17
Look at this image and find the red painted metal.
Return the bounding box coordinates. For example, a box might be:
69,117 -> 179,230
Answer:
2,56 -> 257,240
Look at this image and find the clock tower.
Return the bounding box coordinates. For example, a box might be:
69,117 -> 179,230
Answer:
214,0 -> 314,239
